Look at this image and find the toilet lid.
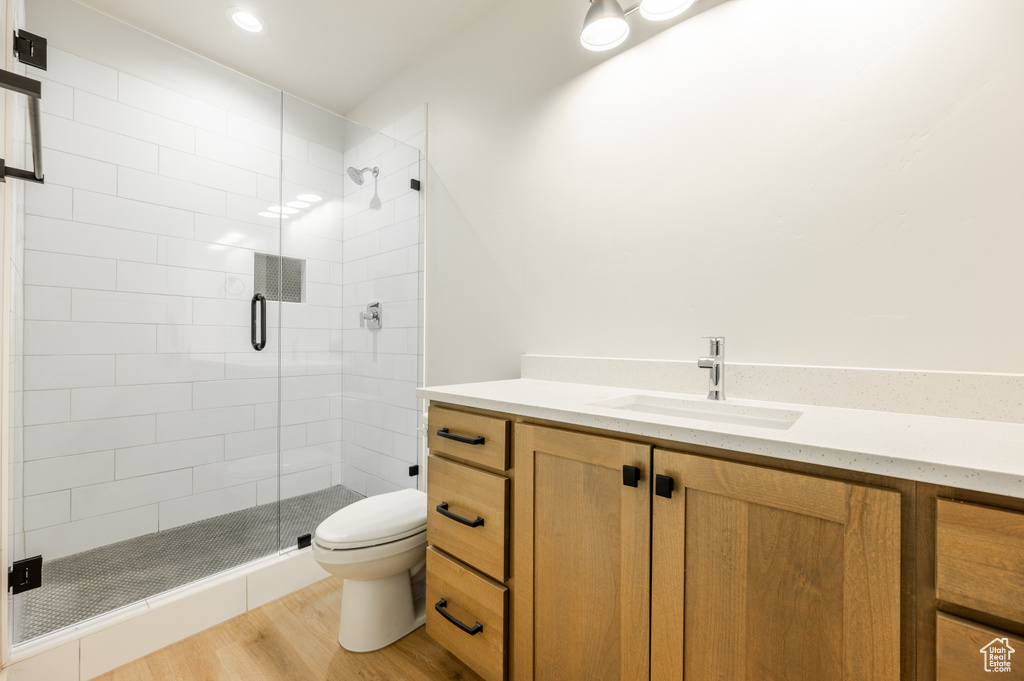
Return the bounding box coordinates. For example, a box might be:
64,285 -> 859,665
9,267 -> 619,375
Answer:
314,488 -> 427,550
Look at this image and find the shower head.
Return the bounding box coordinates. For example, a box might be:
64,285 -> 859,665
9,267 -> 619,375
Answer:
347,166 -> 379,185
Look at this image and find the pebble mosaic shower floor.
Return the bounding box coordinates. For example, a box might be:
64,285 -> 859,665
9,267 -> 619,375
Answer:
11,484 -> 363,644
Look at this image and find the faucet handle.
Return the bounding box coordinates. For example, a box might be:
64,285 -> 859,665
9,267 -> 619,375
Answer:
702,336 -> 724,356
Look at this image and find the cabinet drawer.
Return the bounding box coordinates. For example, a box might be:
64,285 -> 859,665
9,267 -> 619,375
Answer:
428,455 -> 509,582
428,406 -> 509,473
937,613 -> 1023,679
426,547 -> 507,681
937,499 -> 1024,623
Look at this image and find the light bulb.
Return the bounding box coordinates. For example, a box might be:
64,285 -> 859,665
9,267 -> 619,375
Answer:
580,0 -> 630,52
230,10 -> 264,33
639,0 -> 695,21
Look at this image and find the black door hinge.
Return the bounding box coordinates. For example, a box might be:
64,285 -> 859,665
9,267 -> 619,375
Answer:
13,30 -> 47,70
297,533 -> 312,549
409,464 -> 420,477
9,555 -> 43,594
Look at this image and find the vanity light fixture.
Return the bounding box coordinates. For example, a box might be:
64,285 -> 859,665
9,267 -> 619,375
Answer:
639,0 -> 695,21
580,0 -> 694,51
228,8 -> 264,33
580,0 -> 630,52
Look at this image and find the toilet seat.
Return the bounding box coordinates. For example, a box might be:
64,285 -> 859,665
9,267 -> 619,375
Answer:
315,488 -> 427,550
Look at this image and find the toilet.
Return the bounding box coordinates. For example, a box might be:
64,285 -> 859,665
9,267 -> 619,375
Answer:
312,488 -> 429,652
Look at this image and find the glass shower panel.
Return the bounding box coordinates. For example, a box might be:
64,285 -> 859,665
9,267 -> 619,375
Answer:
278,95 -> 424,552
8,0 -> 285,645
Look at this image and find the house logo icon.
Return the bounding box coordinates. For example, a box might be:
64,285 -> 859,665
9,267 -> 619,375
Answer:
980,638 -> 1015,672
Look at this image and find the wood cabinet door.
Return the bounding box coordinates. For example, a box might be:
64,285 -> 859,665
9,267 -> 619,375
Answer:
651,450 -> 901,681
514,424 -> 652,681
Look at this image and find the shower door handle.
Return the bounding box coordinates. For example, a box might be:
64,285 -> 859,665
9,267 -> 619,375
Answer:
0,67 -> 44,183
251,293 -> 266,351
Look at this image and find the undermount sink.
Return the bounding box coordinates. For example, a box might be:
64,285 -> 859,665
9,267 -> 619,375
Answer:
589,394 -> 803,430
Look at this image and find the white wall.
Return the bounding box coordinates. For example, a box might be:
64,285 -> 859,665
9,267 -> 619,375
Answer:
346,0 -> 1024,383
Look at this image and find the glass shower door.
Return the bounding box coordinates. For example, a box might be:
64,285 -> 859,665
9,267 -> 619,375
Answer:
7,0 -> 287,645
275,95 -> 425,552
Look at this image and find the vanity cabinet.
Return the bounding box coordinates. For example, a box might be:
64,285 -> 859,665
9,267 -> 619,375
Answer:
425,405 -> 512,681
934,499 -> 1024,680
651,450 -> 901,681
936,613 -> 1024,680
423,398 -> 1024,681
513,423 -> 652,681
936,499 -> 1024,623
512,425 -> 901,681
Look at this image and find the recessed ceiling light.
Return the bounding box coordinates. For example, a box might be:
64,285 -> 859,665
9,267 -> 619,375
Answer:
297,194 -> 322,202
267,206 -> 285,213
280,207 -> 299,215
228,8 -> 264,33
286,201 -> 311,209
258,212 -> 278,218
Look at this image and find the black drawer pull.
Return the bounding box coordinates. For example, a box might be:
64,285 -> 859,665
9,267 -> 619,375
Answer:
436,427 -> 485,446
436,502 -> 485,528
435,598 -> 483,636
622,465 -> 641,488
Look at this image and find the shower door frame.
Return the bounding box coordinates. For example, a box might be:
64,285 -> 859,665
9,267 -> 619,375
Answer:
1,0 -> 21,665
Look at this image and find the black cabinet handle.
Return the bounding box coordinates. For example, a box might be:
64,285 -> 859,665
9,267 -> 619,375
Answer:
435,599 -> 483,636
436,502 -> 485,528
436,427 -> 485,446
655,474 -> 675,499
251,293 -> 266,351
622,465 -> 641,488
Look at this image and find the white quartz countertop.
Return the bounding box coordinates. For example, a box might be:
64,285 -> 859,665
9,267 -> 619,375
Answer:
418,379 -> 1024,498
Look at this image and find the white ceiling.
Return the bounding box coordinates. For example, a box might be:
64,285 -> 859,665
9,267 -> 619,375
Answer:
77,0 -> 504,114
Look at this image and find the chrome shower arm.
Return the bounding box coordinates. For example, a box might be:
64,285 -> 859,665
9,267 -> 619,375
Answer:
0,67 -> 45,184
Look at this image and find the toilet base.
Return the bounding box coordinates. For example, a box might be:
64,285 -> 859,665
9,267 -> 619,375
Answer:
337,571 -> 426,652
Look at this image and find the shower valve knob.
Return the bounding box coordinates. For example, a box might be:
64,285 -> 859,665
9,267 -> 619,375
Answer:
360,301 -> 382,329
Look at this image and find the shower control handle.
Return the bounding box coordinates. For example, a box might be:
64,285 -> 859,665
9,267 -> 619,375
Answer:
251,293 -> 266,351
436,502 -> 485,528
359,301 -> 382,330
434,599 -> 483,636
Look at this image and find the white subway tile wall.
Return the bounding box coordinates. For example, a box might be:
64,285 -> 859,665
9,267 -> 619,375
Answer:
14,48 -> 424,561
338,110 -> 425,498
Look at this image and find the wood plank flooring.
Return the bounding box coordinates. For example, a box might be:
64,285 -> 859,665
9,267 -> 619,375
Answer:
95,577 -> 484,681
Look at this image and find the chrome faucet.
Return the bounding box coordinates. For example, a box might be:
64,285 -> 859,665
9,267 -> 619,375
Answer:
697,336 -> 725,401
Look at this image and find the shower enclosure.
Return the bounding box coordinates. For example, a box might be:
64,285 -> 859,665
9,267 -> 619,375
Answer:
3,0 -> 424,650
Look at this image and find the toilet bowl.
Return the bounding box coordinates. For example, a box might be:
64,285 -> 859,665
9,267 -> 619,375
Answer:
312,488 -> 428,652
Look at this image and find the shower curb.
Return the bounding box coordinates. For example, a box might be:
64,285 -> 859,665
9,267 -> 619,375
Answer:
2,547 -> 329,680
